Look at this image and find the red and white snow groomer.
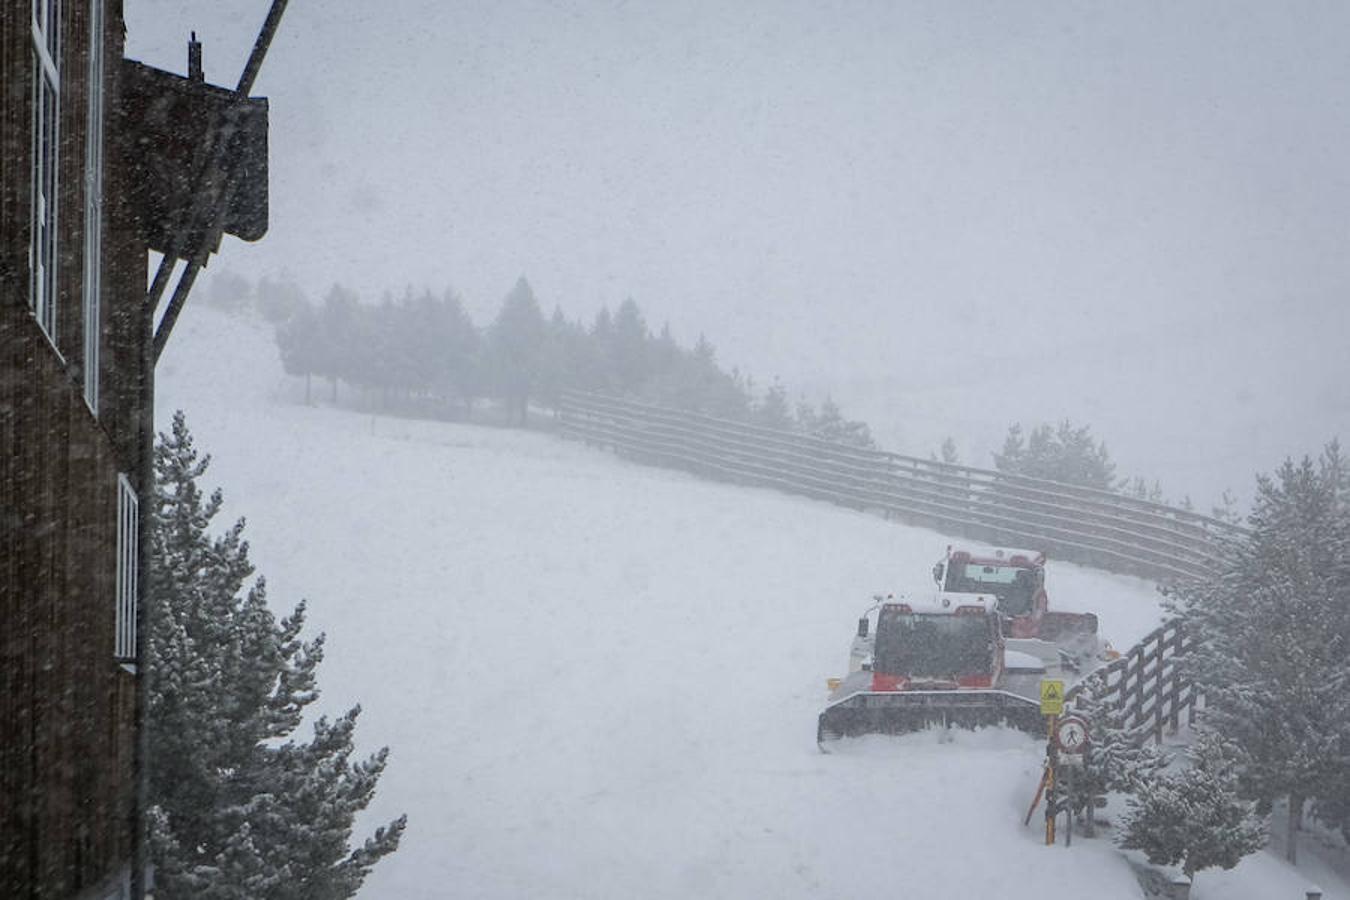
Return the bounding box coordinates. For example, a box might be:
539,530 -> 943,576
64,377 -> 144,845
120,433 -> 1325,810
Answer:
932,544 -> 1105,665
818,592 -> 1055,746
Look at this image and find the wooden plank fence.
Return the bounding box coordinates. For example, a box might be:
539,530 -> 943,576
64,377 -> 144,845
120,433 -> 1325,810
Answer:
1065,620 -> 1199,744
557,389 -> 1244,584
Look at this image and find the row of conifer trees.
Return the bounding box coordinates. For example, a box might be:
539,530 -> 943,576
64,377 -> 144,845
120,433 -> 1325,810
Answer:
273,277 -> 875,446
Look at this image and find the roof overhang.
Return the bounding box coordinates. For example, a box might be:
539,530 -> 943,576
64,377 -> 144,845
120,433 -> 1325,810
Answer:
121,59 -> 269,258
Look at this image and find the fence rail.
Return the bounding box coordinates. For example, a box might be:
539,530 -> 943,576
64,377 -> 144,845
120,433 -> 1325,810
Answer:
557,390 -> 1243,584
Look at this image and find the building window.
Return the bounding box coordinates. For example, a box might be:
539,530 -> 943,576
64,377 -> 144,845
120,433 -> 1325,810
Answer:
115,475 -> 138,662
82,0 -> 104,411
31,0 -> 62,345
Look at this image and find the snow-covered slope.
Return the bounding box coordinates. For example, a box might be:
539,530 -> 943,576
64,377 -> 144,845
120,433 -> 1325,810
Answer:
154,307 -> 1340,900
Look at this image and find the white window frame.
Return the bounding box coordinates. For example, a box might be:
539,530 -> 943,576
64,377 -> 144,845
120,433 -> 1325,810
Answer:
82,0 -> 104,412
31,0 -> 62,348
115,474 -> 139,662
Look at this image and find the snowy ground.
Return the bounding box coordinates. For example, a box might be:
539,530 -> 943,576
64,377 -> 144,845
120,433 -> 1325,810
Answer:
156,307 -> 1344,900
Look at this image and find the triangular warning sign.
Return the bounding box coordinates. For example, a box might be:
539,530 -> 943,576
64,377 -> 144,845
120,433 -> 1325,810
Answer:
1040,679 -> 1065,714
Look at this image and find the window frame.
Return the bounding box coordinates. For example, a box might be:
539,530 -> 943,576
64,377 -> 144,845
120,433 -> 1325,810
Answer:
115,474 -> 139,663
82,0 -> 105,412
30,0 -> 62,349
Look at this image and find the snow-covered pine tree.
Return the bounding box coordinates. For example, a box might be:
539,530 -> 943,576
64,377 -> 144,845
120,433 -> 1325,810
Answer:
1167,442 -> 1350,863
1117,732 -> 1265,884
147,413 -> 405,899
1314,764 -> 1350,843
1064,688 -> 1169,834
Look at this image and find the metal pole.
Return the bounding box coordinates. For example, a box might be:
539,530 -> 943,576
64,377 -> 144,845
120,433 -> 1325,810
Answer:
152,260 -> 203,363
1044,714 -> 1057,846
1083,745 -> 1096,838
144,254 -> 176,316
236,0 -> 290,95
1063,764 -> 1073,847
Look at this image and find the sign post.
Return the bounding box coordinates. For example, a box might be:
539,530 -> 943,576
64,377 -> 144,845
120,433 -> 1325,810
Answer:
1051,713 -> 1091,847
1040,679 -> 1066,846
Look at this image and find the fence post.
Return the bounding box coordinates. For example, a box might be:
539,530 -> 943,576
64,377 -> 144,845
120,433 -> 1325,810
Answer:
1125,643 -> 1147,733
1153,636 -> 1167,744
1161,631 -> 1171,734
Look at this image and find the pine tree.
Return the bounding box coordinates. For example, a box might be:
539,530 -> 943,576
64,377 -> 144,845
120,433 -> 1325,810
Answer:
360,294 -> 410,406
647,332 -> 750,420
589,306 -> 615,390
403,289 -> 448,401
1167,442 -> 1350,863
1125,476 -> 1165,504
1314,764 -> 1350,843
276,299 -> 320,404
147,413 -> 406,898
840,419 -> 875,449
441,289 -> 482,415
993,420 -> 1115,489
806,397 -> 874,449
640,322 -> 687,408
1211,488 -> 1243,524
1065,689 -> 1169,831
315,284 -> 362,403
794,398 -> 820,434
754,379 -> 793,430
610,297 -> 651,393
486,277 -> 547,424
995,424 -> 1026,473
939,437 -> 959,466
1117,732 -> 1265,883
812,397 -> 845,441
652,322 -> 680,380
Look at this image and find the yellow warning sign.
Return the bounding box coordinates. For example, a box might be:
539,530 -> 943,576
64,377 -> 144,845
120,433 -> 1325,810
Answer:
1040,679 -> 1065,716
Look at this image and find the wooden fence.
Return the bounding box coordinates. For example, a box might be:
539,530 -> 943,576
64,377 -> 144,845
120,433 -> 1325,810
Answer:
556,390 -> 1244,584
1065,620 -> 1199,743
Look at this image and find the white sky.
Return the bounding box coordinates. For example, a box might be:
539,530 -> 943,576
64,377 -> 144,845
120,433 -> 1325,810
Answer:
126,1 -> 1350,508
